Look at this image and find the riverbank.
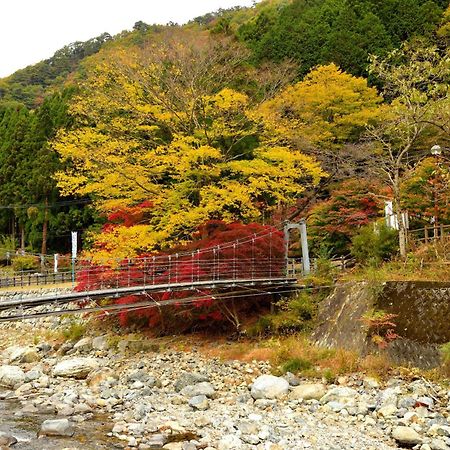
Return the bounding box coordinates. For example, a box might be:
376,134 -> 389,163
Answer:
0,313 -> 449,450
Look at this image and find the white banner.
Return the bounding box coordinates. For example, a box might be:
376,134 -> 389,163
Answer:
71,232 -> 78,260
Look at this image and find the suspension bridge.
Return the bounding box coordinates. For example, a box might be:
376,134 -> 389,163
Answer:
0,223 -> 310,322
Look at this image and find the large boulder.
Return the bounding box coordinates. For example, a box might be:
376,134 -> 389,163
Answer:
53,358 -> 98,379
8,346 -> 40,364
251,375 -> 289,400
40,419 -> 74,437
0,365 -> 25,387
290,383 -> 327,401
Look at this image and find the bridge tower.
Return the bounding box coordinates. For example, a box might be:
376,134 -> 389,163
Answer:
283,220 -> 311,276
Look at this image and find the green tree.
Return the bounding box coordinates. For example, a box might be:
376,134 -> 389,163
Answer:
367,41 -> 450,257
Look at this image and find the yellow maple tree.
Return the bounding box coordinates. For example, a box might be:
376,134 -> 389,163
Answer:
53,30 -> 326,259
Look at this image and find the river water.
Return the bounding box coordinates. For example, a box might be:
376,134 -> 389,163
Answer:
0,392 -> 117,449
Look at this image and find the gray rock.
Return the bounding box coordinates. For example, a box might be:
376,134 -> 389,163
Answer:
290,383 -> 327,401
40,418 -> 74,437
53,357 -> 98,379
147,434 -> 167,449
92,335 -> 109,351
73,337 -> 93,353
392,426 -> 423,446
284,372 -> 301,386
24,368 -> 43,382
0,365 -> 25,387
9,346 -> 40,364
189,394 -> 209,410
175,372 -> 209,392
398,396 -> 417,409
250,375 -> 289,400
180,382 -> 215,398
320,387 -> 359,405
127,369 -> 156,386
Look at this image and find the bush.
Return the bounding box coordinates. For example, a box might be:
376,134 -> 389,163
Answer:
351,223 -> 399,266
0,235 -> 17,260
61,321 -> 87,342
247,291 -> 318,337
11,255 -> 40,272
441,342 -> 450,376
281,357 -> 313,374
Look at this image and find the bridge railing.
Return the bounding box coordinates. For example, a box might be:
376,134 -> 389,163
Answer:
75,254 -> 289,293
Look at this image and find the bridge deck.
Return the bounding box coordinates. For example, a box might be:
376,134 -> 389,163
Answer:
0,277 -> 298,311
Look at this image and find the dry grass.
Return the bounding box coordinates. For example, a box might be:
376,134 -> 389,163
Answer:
359,354 -> 392,378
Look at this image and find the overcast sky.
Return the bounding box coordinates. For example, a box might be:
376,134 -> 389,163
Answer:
0,0 -> 256,78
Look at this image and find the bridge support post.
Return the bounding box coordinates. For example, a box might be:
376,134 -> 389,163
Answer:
283,220 -> 311,276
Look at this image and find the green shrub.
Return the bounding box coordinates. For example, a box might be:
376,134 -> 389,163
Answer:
11,255 -> 40,272
441,342 -> 450,364
0,235 -> 17,260
246,291 -> 318,337
61,321 -> 87,341
281,357 -> 313,374
351,223 -> 399,266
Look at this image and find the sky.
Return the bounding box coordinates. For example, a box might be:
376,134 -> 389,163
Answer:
0,0 -> 256,78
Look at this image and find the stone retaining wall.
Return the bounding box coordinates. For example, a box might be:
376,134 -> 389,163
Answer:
312,281 -> 450,368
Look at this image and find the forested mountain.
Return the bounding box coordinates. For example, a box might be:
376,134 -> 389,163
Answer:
0,33 -> 111,109
238,0 -> 447,76
0,0 -> 448,261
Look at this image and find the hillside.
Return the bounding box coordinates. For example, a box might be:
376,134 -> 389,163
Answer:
0,0 -> 447,271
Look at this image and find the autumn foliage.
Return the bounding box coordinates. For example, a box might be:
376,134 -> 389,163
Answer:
76,221 -> 285,333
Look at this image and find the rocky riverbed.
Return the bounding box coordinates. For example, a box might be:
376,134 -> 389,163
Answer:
0,300 -> 448,449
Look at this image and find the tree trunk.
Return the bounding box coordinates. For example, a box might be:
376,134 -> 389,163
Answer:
20,224 -> 25,251
393,170 -> 407,258
11,215 -> 16,247
41,197 -> 49,256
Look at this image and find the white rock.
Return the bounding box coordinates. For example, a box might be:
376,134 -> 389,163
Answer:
40,418 -> 74,437
392,426 -> 423,446
290,383 -> 327,401
320,387 -> 359,405
189,394 -> 209,410
218,434 -> 243,450
0,365 -> 25,387
53,357 -> 99,379
180,382 -> 215,398
377,404 -> 398,418
430,439 -> 450,450
251,375 -> 289,400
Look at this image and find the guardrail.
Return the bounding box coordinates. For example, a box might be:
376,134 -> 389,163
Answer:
407,224 -> 450,244
0,271 -> 73,288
